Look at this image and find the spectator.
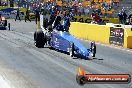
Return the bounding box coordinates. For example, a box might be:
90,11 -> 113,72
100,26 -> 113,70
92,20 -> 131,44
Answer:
78,3 -> 84,16
118,11 -> 124,24
84,7 -> 89,16
91,12 -> 101,23
91,12 -> 97,24
15,8 -> 21,21
104,7 -> 108,17
128,14 -> 132,24
122,11 -> 127,24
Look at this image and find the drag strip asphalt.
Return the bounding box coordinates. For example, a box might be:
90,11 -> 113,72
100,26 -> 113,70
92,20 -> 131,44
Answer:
0,20 -> 131,88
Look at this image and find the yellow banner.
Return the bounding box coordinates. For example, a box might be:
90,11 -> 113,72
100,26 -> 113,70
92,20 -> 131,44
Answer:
73,16 -> 119,24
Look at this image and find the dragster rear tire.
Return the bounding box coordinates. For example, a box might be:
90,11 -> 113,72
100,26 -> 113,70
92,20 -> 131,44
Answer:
34,31 -> 46,48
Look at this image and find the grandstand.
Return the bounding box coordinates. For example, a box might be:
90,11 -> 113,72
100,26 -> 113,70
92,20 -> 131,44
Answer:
119,0 -> 132,7
84,0 -> 132,17
39,0 -> 132,17
114,0 -> 132,17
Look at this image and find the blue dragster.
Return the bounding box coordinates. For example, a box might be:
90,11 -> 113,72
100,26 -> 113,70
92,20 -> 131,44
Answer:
34,29 -> 96,59
34,15 -> 96,59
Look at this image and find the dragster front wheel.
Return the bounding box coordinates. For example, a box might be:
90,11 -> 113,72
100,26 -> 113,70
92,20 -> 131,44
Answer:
90,41 -> 96,57
69,42 -> 75,57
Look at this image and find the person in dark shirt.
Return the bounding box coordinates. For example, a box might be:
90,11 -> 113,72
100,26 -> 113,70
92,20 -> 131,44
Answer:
46,16 -> 55,32
50,6 -> 56,16
34,8 -> 40,24
25,9 -> 31,22
122,11 -> 127,24
15,8 -> 21,21
118,11 -> 124,24
43,18 -> 48,29
128,14 -> 132,24
63,12 -> 70,32
53,16 -> 62,31
91,12 -> 101,24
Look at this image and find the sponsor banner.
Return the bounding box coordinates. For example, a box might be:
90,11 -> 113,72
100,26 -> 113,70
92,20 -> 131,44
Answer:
76,74 -> 131,85
0,7 -> 26,19
109,27 -> 124,46
85,74 -> 130,83
73,16 -> 119,24
76,67 -> 131,85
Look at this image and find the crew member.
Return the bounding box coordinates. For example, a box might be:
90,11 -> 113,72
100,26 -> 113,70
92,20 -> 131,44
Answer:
47,16 -> 55,32
128,14 -> 132,24
53,16 -> 63,31
25,9 -> 31,22
15,8 -> 21,21
63,12 -> 70,32
34,8 -> 40,24
123,11 -> 127,24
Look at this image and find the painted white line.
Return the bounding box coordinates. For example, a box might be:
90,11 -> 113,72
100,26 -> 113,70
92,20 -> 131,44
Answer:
0,76 -> 12,88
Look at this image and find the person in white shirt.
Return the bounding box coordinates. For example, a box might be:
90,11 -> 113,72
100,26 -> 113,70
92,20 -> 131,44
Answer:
84,7 -> 89,16
78,3 -> 83,16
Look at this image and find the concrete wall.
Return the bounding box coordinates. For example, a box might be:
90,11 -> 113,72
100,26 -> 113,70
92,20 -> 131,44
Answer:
69,22 -> 132,49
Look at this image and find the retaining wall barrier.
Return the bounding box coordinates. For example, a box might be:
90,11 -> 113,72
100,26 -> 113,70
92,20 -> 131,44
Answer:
69,22 -> 132,48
